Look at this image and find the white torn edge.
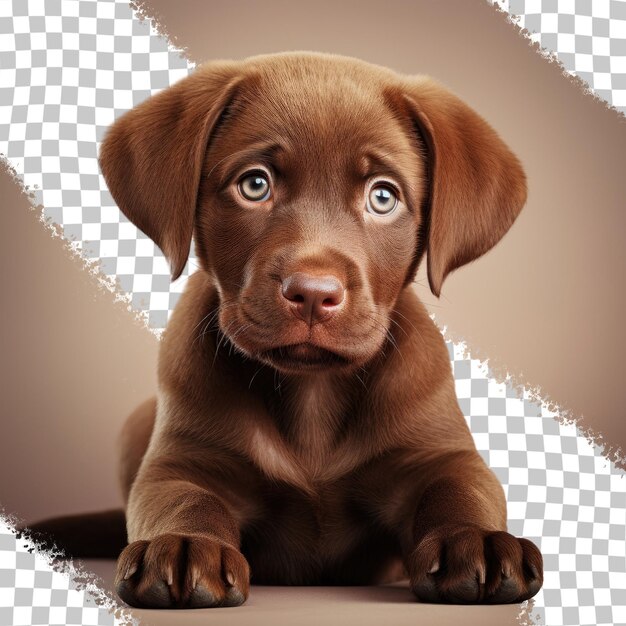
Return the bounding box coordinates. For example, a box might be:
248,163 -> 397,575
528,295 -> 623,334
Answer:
0,510 -> 137,626
130,0 -> 197,68
438,319 -> 626,470
0,160 -> 158,338
438,321 -> 626,626
487,0 -> 626,119
518,598 -> 542,626
1,0 -> 196,341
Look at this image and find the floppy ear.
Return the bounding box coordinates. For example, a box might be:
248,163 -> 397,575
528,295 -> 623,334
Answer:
401,77 -> 527,297
99,62 -> 241,280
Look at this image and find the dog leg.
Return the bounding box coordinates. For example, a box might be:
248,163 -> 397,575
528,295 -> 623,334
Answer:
116,476 -> 250,609
406,453 -> 543,604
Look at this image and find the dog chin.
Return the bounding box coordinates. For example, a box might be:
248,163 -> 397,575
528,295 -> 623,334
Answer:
258,343 -> 354,373
221,319 -> 386,373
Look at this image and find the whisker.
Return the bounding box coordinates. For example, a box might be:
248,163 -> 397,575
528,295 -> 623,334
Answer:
354,370 -> 367,390
248,364 -> 265,389
192,300 -> 242,347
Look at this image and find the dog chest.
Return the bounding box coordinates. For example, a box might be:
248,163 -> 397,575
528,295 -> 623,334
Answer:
240,479 -> 401,584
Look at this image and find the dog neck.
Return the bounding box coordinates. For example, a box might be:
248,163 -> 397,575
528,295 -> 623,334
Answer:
269,371 -> 356,474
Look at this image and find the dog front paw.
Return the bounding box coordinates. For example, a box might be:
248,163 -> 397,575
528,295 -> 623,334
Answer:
115,534 -> 250,608
408,525 -> 542,604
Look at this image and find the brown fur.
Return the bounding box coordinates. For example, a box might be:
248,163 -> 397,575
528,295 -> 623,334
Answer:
52,52 -> 544,607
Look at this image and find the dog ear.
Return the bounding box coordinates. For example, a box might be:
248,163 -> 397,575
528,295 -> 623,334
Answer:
99,62 -> 241,280
400,77 -> 527,297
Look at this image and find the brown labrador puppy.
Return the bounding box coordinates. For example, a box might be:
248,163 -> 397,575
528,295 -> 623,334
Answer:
96,51 -> 541,608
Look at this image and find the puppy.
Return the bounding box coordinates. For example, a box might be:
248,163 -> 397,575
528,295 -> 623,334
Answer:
46,51 -> 545,608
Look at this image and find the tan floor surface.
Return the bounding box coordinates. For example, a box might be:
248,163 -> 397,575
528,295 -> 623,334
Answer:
83,559 -> 528,626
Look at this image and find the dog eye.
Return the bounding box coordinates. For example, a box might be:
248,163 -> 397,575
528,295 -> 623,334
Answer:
239,172 -> 271,202
367,184 -> 398,215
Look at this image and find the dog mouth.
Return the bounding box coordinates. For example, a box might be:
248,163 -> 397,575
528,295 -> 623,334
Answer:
260,343 -> 351,371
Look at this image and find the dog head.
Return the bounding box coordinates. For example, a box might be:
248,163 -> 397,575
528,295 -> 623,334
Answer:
99,52 -> 526,373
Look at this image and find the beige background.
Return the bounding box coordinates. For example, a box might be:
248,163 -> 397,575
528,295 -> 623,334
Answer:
0,0 -> 624,624
0,167 -> 157,521
84,560 -> 532,626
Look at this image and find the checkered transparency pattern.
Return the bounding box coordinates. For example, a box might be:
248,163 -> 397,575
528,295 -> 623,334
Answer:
0,519 -> 135,626
491,0 -> 626,114
450,342 -> 626,626
0,0 -> 193,331
1,1 -> 625,626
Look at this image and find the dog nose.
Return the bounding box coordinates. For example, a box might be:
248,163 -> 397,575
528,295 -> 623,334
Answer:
282,272 -> 345,324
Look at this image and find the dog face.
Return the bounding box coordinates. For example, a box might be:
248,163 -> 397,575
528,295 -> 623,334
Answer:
99,53 -> 526,373
194,63 -> 425,372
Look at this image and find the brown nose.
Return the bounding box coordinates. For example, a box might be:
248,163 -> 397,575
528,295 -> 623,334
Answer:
281,272 -> 345,324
